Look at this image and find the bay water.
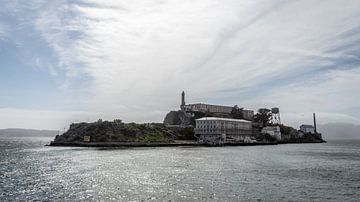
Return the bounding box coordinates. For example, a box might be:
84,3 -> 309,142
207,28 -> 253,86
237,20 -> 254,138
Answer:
1,136 -> 359,201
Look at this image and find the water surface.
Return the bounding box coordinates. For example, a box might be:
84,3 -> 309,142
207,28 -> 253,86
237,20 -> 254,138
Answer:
1,136 -> 359,201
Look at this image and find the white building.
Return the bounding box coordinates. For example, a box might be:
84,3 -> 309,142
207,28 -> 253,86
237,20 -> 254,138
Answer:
261,126 -> 282,141
194,117 -> 254,146
299,124 -> 315,134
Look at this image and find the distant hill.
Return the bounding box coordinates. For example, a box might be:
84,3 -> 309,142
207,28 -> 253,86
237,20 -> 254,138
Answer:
0,128 -> 59,137
318,123 -> 360,140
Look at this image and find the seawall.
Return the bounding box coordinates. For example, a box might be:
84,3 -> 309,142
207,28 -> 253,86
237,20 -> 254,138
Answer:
47,141 -> 280,147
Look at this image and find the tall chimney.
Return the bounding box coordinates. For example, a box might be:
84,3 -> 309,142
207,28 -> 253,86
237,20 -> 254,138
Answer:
313,113 -> 317,134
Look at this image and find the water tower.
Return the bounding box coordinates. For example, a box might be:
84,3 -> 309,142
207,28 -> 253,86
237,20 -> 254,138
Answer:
271,107 -> 281,125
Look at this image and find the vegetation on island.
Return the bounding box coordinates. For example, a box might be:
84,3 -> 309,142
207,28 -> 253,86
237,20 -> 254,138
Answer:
251,108 -> 324,143
53,119 -> 195,143
230,105 -> 245,119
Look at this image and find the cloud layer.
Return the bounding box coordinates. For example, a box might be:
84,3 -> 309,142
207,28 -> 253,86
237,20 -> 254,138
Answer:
1,0 -> 360,129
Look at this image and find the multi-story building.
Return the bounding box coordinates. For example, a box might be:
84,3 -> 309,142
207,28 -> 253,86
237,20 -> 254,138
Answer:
184,103 -> 233,114
194,117 -> 254,145
180,91 -> 254,120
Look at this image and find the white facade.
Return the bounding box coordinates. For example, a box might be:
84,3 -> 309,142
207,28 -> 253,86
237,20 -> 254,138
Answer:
261,126 -> 282,140
194,117 -> 254,145
299,124 -> 315,134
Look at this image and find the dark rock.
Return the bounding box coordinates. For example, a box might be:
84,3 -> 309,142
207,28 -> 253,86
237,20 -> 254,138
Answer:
163,110 -> 193,126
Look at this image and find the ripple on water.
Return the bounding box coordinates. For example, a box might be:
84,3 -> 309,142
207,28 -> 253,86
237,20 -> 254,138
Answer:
1,138 -> 360,201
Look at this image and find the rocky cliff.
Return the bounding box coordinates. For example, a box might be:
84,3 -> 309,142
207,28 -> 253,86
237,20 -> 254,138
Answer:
163,110 -> 193,126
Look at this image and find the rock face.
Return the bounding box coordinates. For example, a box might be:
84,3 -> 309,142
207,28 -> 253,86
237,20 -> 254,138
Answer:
163,110 -> 193,126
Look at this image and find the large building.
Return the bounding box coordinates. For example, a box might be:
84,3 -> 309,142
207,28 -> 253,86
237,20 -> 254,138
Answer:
184,103 -> 233,114
180,91 -> 254,120
194,117 -> 254,145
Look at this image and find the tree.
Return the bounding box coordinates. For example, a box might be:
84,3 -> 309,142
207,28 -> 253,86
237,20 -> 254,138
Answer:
253,108 -> 272,128
230,105 -> 244,119
114,119 -> 122,124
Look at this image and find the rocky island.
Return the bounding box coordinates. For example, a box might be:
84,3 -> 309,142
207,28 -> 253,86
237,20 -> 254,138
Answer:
49,91 -> 325,147
49,119 -> 197,147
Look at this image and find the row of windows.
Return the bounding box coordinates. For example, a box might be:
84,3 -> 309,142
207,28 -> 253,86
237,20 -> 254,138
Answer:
197,129 -> 217,133
197,121 -> 241,126
197,125 -> 251,130
197,120 -> 217,125
198,125 -> 217,129
197,122 -> 250,128
196,129 -> 252,133
197,131 -> 251,135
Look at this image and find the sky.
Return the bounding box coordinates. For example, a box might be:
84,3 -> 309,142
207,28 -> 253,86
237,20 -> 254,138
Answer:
0,0 -> 360,130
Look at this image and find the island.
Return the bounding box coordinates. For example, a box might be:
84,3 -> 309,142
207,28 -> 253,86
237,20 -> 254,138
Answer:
49,119 -> 197,147
49,91 -> 325,147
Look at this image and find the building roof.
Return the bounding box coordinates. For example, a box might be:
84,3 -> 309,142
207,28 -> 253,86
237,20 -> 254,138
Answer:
300,124 -> 314,128
186,103 -> 233,108
196,117 -> 252,123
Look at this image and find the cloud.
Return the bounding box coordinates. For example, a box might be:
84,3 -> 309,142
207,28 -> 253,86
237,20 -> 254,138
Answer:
242,68 -> 360,127
318,122 -> 360,140
1,0 -> 360,129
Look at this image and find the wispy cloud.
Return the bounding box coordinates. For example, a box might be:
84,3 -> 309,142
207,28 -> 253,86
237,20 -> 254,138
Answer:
1,0 -> 360,128
243,68 -> 360,126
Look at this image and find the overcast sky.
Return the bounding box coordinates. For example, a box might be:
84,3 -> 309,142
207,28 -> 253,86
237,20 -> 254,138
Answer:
0,0 -> 360,130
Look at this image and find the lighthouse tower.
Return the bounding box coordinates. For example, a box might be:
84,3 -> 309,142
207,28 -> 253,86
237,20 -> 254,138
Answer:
180,91 -> 185,111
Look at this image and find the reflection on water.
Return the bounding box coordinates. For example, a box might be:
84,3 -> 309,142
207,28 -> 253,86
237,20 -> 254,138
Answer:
1,137 -> 359,201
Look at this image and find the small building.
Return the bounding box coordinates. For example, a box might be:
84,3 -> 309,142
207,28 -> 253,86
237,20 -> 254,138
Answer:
83,135 -> 91,142
194,117 -> 253,146
299,124 -> 315,134
261,126 -> 281,140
